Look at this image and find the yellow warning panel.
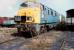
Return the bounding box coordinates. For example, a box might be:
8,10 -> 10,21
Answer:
17,7 -> 41,23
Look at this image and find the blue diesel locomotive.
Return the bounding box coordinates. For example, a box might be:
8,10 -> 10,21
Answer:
14,2 -> 61,36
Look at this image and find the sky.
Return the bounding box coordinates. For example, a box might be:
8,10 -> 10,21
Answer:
0,0 -> 24,17
0,0 -> 74,17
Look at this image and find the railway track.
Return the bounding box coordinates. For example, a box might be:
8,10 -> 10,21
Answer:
0,31 -> 68,50
49,33 -> 65,50
0,37 -> 27,50
59,31 -> 74,50
0,37 -> 20,44
59,37 -> 66,50
58,31 -> 67,50
50,31 -> 70,50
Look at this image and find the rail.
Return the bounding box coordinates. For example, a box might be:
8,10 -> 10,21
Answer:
0,37 -> 20,44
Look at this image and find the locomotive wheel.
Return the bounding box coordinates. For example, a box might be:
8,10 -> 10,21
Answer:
30,28 -> 37,37
17,28 -> 21,33
40,26 -> 47,33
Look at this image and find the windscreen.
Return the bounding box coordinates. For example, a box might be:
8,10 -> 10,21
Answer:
14,16 -> 26,22
14,16 -> 21,22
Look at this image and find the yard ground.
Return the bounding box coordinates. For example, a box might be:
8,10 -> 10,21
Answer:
0,27 -> 17,42
0,28 -> 66,50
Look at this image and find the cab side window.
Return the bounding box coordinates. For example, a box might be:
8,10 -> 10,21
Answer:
51,10 -> 53,16
21,3 -> 27,7
48,10 -> 50,15
55,12 -> 57,16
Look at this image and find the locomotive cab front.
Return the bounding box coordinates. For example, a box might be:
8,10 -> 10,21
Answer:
14,2 -> 42,37
14,16 -> 33,23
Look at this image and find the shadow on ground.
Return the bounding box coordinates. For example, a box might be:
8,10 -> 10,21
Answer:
11,23 -> 74,38
11,31 -> 34,38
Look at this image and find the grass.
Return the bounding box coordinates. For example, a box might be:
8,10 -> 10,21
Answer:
26,31 -> 64,50
27,36 -> 56,50
9,29 -> 17,33
0,28 -> 17,34
0,30 -> 3,32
